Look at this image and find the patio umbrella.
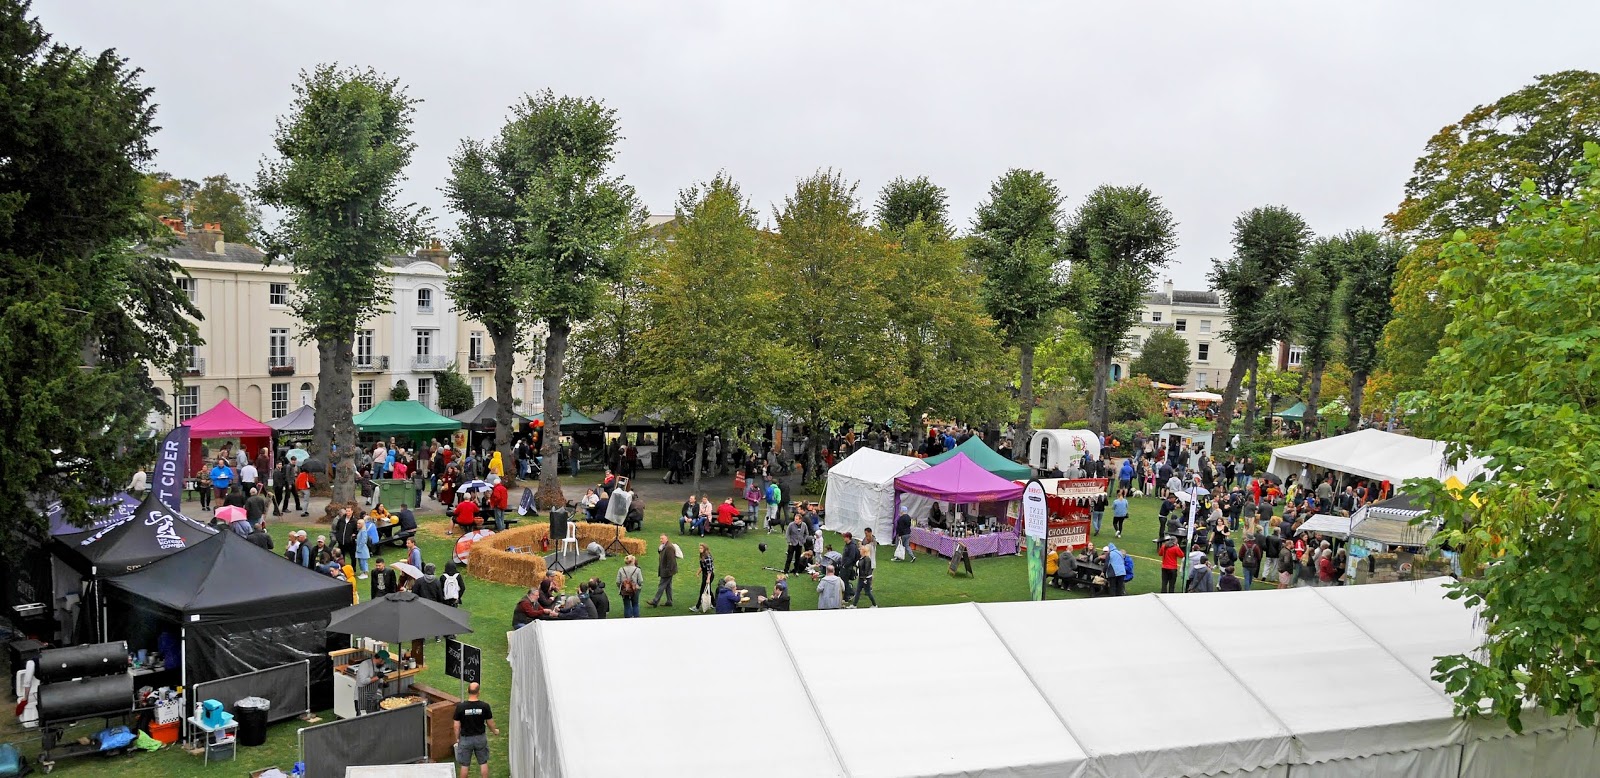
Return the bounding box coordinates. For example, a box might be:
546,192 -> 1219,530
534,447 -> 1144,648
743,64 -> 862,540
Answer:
215,505 -> 249,523
459,479 -> 492,494
286,448 -> 310,465
1174,486 -> 1211,503
1257,472 -> 1283,485
390,561 -> 423,580
326,591 -> 472,645
454,528 -> 495,564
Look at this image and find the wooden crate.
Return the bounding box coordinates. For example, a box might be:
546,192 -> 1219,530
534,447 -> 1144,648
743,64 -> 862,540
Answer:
412,682 -> 461,764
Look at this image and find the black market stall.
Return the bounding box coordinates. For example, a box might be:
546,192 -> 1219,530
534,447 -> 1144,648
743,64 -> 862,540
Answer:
102,530 -> 352,718
324,591 -> 471,721
451,397 -> 532,455
49,493 -> 218,643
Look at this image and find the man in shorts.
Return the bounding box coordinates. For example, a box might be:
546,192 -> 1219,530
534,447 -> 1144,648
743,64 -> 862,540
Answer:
454,682 -> 500,778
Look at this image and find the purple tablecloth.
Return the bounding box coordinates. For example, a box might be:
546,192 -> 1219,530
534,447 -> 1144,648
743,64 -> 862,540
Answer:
910,527 -> 1019,559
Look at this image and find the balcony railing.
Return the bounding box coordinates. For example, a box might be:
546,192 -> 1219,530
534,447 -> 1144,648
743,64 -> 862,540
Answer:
184,357 -> 206,377
412,354 -> 448,370
268,355 -> 296,376
468,354 -> 496,370
354,355 -> 390,372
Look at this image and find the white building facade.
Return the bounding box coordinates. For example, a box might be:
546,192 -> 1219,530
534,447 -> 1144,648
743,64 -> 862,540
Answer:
1113,279 -> 1238,391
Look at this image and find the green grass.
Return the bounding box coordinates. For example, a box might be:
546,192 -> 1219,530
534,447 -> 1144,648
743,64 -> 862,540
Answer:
20,475 -> 1170,777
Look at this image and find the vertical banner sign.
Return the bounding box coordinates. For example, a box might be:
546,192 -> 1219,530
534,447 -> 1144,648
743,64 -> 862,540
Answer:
154,426 -> 190,512
1023,480 -> 1048,601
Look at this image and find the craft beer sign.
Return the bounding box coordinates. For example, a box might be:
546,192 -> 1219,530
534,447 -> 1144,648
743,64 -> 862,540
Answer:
1022,481 -> 1047,540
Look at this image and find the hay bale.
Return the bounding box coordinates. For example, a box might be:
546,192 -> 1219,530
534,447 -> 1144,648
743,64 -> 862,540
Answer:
468,521 -> 646,587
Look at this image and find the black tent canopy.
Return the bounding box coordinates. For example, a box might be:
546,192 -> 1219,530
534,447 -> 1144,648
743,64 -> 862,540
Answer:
51,492 -> 218,576
267,404 -> 316,434
452,397 -> 531,430
104,530 -> 351,708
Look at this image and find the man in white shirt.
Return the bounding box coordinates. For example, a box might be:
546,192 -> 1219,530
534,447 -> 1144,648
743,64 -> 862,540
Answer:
239,461 -> 259,489
127,467 -> 147,494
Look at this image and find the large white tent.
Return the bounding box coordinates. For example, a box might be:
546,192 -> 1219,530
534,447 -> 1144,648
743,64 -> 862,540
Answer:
823,448 -> 931,538
508,578 -> 1596,777
1267,428 -> 1490,488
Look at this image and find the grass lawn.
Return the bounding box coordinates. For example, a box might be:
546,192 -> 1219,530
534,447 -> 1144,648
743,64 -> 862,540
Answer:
19,475 -> 1169,778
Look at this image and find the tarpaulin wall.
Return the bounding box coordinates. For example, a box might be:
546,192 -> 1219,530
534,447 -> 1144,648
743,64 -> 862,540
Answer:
299,701 -> 427,778
191,660 -> 311,724
189,615 -> 335,713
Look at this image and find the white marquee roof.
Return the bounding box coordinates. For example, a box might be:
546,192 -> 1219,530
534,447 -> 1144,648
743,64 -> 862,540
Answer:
1267,428 -> 1490,486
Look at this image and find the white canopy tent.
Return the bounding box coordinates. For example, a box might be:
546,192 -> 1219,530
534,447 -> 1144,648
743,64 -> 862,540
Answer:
1267,428 -> 1490,488
1296,513 -> 1354,539
1169,390 -> 1224,402
1028,429 -> 1101,471
508,578 -> 1596,778
823,448 -> 931,538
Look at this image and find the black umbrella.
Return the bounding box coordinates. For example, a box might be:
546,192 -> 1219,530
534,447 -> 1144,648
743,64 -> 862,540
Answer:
299,456 -> 328,475
326,591 -> 472,644
1257,471 -> 1283,485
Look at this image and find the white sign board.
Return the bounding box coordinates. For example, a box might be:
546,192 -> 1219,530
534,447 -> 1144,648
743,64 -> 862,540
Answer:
1022,481 -> 1048,540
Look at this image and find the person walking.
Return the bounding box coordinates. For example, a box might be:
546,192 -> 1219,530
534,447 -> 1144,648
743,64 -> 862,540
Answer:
1111,489 -> 1130,538
453,682 -> 500,778
784,514 -> 807,574
1159,537 -> 1183,594
892,512 -> 916,562
1091,490 -> 1107,537
816,565 -> 844,610
353,518 -> 372,578
849,546 -> 877,608
1239,535 -> 1261,591
370,557 -> 398,600
692,544 -> 715,613
647,534 -> 678,608
616,555 -> 643,618
839,532 -> 861,600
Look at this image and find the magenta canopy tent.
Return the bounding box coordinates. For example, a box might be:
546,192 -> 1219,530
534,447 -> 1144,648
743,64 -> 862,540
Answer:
183,398 -> 272,438
894,452 -> 1026,503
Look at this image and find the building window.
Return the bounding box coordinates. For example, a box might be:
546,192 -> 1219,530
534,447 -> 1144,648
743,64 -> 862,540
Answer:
1288,345 -> 1305,367
1197,372 -> 1209,389
1175,319 -> 1187,333
357,380 -> 374,412
269,328 -> 290,369
1150,311 -> 1162,323
417,287 -> 434,314
417,377 -> 432,409
300,381 -> 314,407
356,329 -> 374,367
469,331 -> 484,365
270,382 -> 289,418
415,329 -> 433,357
1197,343 -> 1210,362
471,376 -> 484,405
175,276 -> 197,302
177,386 -> 199,421
1200,319 -> 1212,333
269,282 -> 289,307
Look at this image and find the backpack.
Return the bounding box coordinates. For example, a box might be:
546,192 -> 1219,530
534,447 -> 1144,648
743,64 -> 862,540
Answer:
441,573 -> 461,602
1242,542 -> 1260,567
619,569 -> 640,596
1122,554 -> 1134,582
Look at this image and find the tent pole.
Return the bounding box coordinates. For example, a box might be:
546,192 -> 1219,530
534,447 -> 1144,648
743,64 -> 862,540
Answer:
181,625 -> 188,744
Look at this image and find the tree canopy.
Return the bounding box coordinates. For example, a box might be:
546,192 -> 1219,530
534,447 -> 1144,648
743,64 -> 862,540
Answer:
1335,229 -> 1402,428
1414,143 -> 1600,734
876,175 -> 952,238
1289,235 -> 1345,433
1129,327 -> 1191,386
140,173 -> 263,245
0,1 -> 199,543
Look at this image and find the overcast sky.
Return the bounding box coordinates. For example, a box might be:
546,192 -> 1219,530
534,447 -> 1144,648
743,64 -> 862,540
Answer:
43,1 -> 1600,287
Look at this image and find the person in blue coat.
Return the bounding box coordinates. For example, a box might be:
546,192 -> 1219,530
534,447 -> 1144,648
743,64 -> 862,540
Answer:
1119,458 -> 1135,492
714,576 -> 742,614
1103,544 -> 1128,597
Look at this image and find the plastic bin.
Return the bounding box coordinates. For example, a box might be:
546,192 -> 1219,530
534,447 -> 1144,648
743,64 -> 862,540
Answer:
148,720 -> 180,744
234,697 -> 270,747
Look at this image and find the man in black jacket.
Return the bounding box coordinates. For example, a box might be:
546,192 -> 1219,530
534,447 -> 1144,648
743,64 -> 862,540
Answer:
893,512 -> 916,563
370,557 -> 398,600
784,515 -> 807,574
839,533 -> 861,599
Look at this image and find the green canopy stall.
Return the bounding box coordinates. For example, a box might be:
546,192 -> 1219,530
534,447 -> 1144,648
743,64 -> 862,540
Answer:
353,400 -> 463,434
1273,401 -> 1306,421
924,436 -> 1031,480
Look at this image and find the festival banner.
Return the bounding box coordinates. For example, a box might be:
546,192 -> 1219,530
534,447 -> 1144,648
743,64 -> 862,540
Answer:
153,425 -> 190,512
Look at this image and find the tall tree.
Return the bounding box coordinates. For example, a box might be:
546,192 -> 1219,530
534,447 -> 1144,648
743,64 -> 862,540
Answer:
256,65 -> 426,505
1209,206 -> 1310,447
876,178 -> 1005,439
566,225 -> 655,445
1289,236 -> 1344,436
635,174 -> 781,493
511,91 -> 641,508
1066,184 -> 1178,436
969,170 -> 1067,457
1336,230 -> 1402,429
0,0 -> 200,542
1414,144 -> 1600,733
773,170 -> 902,475
139,172 -> 262,244
1383,71 -> 1600,396
1129,327 -> 1191,386
445,92 -> 634,489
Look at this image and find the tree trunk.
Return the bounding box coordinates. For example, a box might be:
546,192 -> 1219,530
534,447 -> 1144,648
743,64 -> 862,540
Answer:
807,409 -> 823,480
1095,345 -> 1114,439
314,336 -> 357,509
491,328 -> 517,488
1348,370 -> 1368,432
1241,362 -> 1261,445
691,431 -> 704,494
1017,341 -> 1037,461
536,318 -> 570,509
1304,361 -> 1324,440
1214,355 -> 1249,448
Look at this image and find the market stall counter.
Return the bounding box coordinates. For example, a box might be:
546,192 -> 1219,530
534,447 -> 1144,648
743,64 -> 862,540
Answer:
909,527 -> 1019,559
330,645 -> 425,719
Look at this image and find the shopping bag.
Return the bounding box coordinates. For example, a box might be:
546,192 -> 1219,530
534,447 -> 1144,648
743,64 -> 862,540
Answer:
893,543 -> 906,562
733,469 -> 747,490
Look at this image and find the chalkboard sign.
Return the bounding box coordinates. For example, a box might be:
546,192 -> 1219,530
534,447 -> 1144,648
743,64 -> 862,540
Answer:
947,542 -> 973,577
445,638 -> 481,684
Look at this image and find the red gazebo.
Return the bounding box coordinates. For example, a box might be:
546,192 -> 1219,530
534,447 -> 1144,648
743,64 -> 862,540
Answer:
181,399 -> 273,475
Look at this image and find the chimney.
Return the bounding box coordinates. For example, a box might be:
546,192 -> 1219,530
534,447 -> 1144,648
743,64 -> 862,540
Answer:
195,223 -> 224,255
1163,278 -> 1175,297
416,239 -> 450,270
160,216 -> 186,235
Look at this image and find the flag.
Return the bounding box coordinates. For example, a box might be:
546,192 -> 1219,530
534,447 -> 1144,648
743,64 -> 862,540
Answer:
153,425 -> 190,512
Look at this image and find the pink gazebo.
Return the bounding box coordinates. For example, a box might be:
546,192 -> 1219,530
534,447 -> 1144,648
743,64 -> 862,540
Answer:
893,453 -> 1027,559
181,399 -> 273,475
